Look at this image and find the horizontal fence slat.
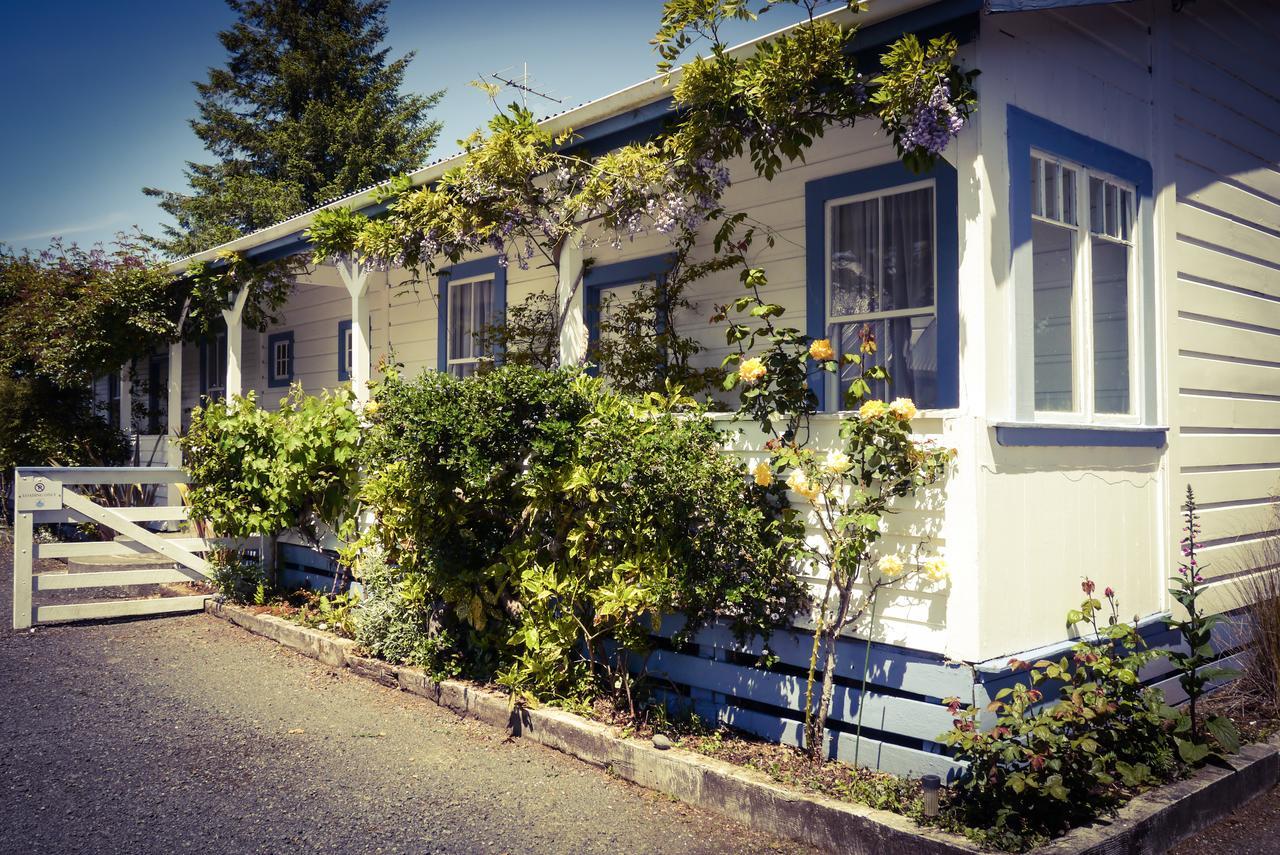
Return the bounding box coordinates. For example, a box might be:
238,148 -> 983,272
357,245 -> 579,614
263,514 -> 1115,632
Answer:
646,647 -> 954,745
15,466 -> 189,485
715,703 -> 962,781
653,616 -> 975,699
34,538 -> 219,560
33,568 -> 203,591
32,506 -> 190,524
34,595 -> 209,624
1151,650 -> 1251,707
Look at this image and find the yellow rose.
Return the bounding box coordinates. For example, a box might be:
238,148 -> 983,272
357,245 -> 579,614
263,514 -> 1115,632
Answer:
889,397 -> 917,421
858,400 -> 888,419
753,460 -> 773,487
786,469 -> 821,502
877,554 -> 905,578
823,450 -> 852,475
739,357 -> 767,385
364,400 -> 380,415
808,338 -> 835,361
923,559 -> 948,582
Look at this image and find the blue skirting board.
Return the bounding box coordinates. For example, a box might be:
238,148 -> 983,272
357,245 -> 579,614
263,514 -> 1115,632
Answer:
642,610 -> 1249,781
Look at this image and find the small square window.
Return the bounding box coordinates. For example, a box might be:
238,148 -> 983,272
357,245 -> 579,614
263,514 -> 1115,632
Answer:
267,332 -> 293,388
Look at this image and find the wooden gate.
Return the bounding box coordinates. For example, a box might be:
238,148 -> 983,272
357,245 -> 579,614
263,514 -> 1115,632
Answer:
11,466 -> 218,629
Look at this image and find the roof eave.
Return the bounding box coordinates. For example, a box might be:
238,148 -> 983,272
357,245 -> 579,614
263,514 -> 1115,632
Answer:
165,0 -> 945,275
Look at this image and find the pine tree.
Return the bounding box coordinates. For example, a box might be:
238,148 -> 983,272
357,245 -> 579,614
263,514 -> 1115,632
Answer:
145,0 -> 443,258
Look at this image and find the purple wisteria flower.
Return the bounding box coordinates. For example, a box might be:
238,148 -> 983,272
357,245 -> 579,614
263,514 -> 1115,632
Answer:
900,80 -> 966,157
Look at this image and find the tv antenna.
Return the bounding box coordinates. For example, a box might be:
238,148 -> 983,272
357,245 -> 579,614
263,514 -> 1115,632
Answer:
488,63 -> 562,107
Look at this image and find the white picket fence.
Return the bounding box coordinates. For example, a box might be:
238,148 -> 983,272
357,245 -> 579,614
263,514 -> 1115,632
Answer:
11,466 -> 218,629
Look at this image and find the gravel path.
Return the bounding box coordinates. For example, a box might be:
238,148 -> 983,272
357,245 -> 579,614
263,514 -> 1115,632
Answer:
0,545 -> 809,855
1171,782 -> 1280,855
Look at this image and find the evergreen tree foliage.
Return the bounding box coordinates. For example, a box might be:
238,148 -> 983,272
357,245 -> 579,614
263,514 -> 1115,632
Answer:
145,0 -> 443,258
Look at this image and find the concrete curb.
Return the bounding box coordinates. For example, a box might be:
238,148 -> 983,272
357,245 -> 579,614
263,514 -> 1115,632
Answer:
204,600 -> 1280,855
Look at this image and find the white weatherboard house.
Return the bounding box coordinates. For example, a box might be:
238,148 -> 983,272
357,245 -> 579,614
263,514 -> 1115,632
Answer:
100,0 -> 1280,776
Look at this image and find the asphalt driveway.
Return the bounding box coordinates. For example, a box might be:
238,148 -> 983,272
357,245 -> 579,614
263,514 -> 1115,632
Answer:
0,545 -> 807,855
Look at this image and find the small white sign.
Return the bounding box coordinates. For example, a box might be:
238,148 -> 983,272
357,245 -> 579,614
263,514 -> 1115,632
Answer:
15,477 -> 62,512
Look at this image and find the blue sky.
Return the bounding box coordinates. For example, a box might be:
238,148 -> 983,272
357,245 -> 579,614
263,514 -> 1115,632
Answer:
0,1 -> 816,254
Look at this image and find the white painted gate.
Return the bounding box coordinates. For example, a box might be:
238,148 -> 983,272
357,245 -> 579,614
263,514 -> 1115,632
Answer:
11,466 -> 217,629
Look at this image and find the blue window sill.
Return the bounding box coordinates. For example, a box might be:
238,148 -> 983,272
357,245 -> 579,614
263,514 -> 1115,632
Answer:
994,422 -> 1168,448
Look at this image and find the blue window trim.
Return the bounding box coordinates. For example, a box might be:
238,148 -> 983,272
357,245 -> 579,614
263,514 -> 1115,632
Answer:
267,331 -> 294,388
994,424 -> 1167,449
583,254 -> 675,358
1007,105 -> 1153,266
1006,106 -> 1157,445
337,320 -> 352,381
436,256 -> 507,373
804,160 -> 959,412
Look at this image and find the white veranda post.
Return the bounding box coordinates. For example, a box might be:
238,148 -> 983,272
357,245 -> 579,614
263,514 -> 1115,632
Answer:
557,237 -> 586,367
118,365 -> 132,437
166,341 -> 183,467
221,285 -> 250,397
339,259 -> 372,404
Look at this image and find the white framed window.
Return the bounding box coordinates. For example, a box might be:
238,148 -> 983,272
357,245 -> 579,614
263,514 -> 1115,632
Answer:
275,339 -> 290,379
446,275 -> 496,378
826,180 -> 937,407
267,333 -> 294,389
1029,152 -> 1138,421
203,332 -> 227,397
343,326 -> 352,377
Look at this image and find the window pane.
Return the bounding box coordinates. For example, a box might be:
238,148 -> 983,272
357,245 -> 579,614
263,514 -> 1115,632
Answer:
1105,183 -> 1118,238
1044,161 -> 1060,222
599,280 -> 649,349
834,314 -> 937,408
1032,220 -> 1075,412
1089,176 -> 1104,235
881,187 -> 935,312
1120,189 -> 1133,242
1032,157 -> 1044,218
1092,241 -> 1131,413
473,279 -> 494,359
448,283 -> 467,361
1062,168 -> 1077,225
830,198 -> 879,317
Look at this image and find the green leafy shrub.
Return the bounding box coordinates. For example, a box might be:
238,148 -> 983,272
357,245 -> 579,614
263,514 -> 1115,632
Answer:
181,385 -> 361,543
0,376 -> 127,484
207,546 -> 269,604
354,364 -> 806,703
352,547 -> 462,680
294,589 -> 360,638
941,584 -> 1175,851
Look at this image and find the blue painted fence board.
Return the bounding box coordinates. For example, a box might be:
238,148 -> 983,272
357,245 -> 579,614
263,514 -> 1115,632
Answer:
1152,650 -> 1250,707
653,616 -> 975,700
645,648 -> 954,745
717,704 -> 963,781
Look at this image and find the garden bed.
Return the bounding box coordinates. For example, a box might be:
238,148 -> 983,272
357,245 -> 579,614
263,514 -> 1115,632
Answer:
205,598 -> 1280,855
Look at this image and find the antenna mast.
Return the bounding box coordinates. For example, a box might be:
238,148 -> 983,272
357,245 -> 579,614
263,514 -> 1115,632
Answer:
488,62 -> 562,106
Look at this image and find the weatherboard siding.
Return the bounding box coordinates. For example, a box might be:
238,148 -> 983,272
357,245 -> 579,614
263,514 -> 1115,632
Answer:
1166,0 -> 1280,611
